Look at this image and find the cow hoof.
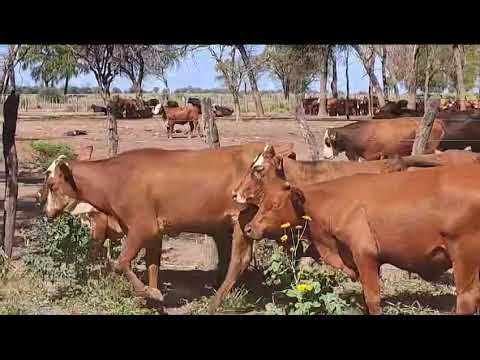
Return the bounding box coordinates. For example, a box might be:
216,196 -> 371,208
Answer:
144,286 -> 164,303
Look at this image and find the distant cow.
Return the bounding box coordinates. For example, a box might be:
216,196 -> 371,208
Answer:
154,103 -> 201,139
373,100 -> 423,119
90,104 -> 107,115
213,105 -> 234,117
144,99 -> 160,108
187,97 -> 202,114
323,118 -> 445,160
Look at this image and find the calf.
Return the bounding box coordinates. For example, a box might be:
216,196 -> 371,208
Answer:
153,104 -> 201,139
323,118 -> 445,161
244,165 -> 480,315
41,143 -> 295,313
90,104 -> 107,115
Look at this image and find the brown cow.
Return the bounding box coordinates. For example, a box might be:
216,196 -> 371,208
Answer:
41,143 -> 295,313
244,165 -> 480,314
153,103 -> 201,139
373,100 -> 423,119
323,118 -> 445,161
233,147 -> 480,210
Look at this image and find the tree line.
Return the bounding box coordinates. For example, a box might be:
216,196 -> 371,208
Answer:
10,44 -> 480,118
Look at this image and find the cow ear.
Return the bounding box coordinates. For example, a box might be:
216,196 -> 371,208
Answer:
290,186 -> 306,214
263,144 -> 276,159
57,161 -> 77,191
287,151 -> 297,160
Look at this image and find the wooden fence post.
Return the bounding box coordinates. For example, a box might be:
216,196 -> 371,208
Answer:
199,97 -> 221,270
106,100 -> 119,157
295,104 -> 320,161
1,92 -> 19,257
412,98 -> 440,155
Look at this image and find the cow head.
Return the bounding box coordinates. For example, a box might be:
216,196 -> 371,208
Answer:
37,146 -> 93,219
323,129 -> 339,159
243,179 -> 306,240
233,144 -> 296,207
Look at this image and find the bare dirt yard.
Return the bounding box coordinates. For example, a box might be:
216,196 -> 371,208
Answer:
0,111 -> 456,315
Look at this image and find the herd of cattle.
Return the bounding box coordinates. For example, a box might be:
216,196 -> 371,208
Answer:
303,96 -> 480,117
35,104 -> 480,315
90,97 -> 233,140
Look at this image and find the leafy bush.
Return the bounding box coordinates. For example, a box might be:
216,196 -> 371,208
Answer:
30,141 -> 76,170
38,87 -> 64,103
23,214 -> 98,296
263,217 -> 357,315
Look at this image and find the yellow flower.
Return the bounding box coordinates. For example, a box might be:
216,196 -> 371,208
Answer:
295,225 -> 303,230
296,283 -> 313,293
280,234 -> 288,242
280,222 -> 291,229
302,215 -> 312,221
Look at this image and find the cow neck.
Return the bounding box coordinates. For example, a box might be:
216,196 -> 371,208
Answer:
70,161 -> 110,215
283,157 -> 334,185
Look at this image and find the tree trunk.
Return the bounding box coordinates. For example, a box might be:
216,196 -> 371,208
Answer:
368,81 -> 373,116
201,98 -> 220,149
412,99 -> 440,155
295,105 -> 319,160
318,51 -> 329,116
236,45 -> 264,117
381,46 -> 389,101
352,45 -> 386,107
453,45 -> 466,111
407,45 -> 419,110
64,74 -> 70,95
282,80 -> 290,100
233,93 -> 242,122
345,49 -> 350,121
330,48 -> 338,99
1,92 -> 19,257
424,48 -> 430,111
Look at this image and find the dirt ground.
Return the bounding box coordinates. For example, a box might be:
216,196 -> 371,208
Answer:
0,111 -> 456,314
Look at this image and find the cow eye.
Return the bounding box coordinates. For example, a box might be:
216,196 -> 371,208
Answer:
253,165 -> 264,172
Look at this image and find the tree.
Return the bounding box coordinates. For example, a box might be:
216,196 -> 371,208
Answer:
453,44 -> 466,110
263,45 -> 317,100
318,45 -> 330,116
71,45 -> 121,104
18,45 -> 82,94
352,45 -> 386,107
153,86 -> 159,94
209,45 -> 245,121
114,45 -> 186,100
387,45 -> 420,110
329,46 -> 338,99
236,45 -> 265,117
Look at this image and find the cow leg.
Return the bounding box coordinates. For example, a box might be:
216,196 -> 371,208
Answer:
110,232 -> 164,303
451,248 -> 480,315
145,240 -> 163,290
342,206 -> 381,314
212,232 -> 233,287
208,223 -> 253,314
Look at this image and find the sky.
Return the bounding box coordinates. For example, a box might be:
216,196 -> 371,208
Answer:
1,45 -> 389,94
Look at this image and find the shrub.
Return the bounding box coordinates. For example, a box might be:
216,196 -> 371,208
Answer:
22,214 -> 98,296
30,141 -> 76,170
262,217 -> 357,315
38,87 -> 64,103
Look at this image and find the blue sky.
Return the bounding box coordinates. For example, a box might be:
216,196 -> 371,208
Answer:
2,45 -> 388,94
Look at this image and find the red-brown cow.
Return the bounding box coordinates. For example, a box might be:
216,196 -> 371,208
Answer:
41,143 -> 295,314
244,165 -> 480,315
153,103 -> 201,139
323,118 -> 445,161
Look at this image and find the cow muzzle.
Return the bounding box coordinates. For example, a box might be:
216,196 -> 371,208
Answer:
243,224 -> 262,240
